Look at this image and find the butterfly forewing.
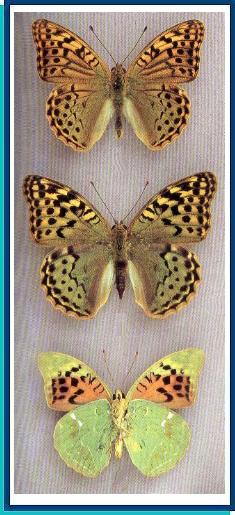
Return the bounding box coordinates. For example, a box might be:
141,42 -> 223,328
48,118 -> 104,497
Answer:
129,173 -> 217,243
32,19 -> 110,82
127,20 -> 205,83
126,348 -> 204,409
23,175 -> 112,246
38,352 -> 112,411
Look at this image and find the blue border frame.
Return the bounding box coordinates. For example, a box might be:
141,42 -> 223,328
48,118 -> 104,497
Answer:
4,1 -> 232,511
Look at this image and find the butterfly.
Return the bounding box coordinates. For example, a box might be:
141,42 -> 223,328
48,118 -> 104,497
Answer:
23,172 -> 217,320
38,348 -> 204,477
32,19 -> 205,151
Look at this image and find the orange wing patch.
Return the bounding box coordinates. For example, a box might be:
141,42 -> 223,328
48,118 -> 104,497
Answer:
131,366 -> 193,409
47,368 -> 110,411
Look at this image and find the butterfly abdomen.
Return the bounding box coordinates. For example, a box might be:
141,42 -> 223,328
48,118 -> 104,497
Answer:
115,260 -> 127,299
112,223 -> 128,299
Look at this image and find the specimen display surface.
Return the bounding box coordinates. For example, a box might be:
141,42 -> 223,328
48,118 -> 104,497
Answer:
14,11 -> 225,495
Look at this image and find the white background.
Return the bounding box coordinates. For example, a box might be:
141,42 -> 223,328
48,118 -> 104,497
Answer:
13,8 -> 227,501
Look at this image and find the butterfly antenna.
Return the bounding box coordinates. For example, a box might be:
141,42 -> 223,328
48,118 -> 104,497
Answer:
90,181 -> 117,224
102,349 -> 115,384
122,351 -> 139,393
125,351 -> 139,381
121,181 -> 149,223
121,26 -> 147,65
89,25 -> 117,65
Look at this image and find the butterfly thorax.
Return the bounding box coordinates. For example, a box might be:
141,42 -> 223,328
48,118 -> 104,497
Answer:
111,64 -> 126,139
112,223 -> 128,299
111,389 -> 129,459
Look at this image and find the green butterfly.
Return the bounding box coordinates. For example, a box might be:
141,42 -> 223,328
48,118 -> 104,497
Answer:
39,348 -> 204,477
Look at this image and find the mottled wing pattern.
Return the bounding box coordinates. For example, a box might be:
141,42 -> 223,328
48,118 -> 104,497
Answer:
32,20 -> 113,151
41,245 -> 114,319
124,20 -> 204,150
54,400 -> 117,477
38,352 -> 112,411
127,20 -> 205,83
46,84 -> 114,151
128,243 -> 201,318
123,84 -> 190,150
127,348 -> 204,409
23,175 -> 112,246
124,400 -> 191,476
129,173 -> 217,243
32,19 -> 110,82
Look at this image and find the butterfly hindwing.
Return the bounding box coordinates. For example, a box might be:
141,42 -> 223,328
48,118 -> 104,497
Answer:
127,348 -> 204,409
128,243 -> 201,318
123,84 -> 190,151
47,84 -> 114,151
38,352 -> 112,411
41,245 -> 114,319
23,175 -> 112,246
124,400 -> 191,476
54,400 -> 117,477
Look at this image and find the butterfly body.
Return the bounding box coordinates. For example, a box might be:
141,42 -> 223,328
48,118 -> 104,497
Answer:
33,19 -> 205,151
110,64 -> 127,138
112,223 -> 128,298
111,389 -> 129,458
39,349 -> 204,477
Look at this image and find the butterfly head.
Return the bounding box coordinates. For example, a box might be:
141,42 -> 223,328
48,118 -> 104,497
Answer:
111,389 -> 128,437
111,221 -> 127,232
112,389 -> 126,401
111,222 -> 128,251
